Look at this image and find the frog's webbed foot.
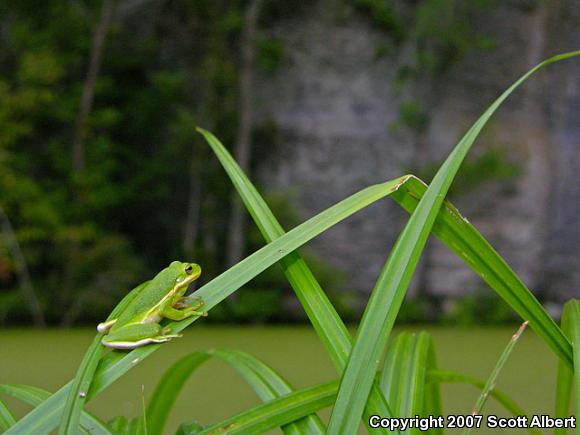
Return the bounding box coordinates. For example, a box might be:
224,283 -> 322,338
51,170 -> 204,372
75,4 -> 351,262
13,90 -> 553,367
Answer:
159,326 -> 182,337
131,328 -> 182,346
178,299 -> 207,317
183,307 -> 208,317
173,295 -> 205,310
161,302 -> 207,321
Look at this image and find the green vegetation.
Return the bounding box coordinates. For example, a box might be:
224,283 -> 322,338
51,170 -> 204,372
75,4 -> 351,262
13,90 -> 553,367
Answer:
354,0 -> 405,42
0,53 -> 578,434
391,100 -> 430,133
256,38 -> 285,73
417,146 -> 521,196
357,0 -> 496,74
0,0 -> 513,327
0,327 -> 562,434
362,0 -> 498,133
0,0 -> 331,326
443,289 -> 518,325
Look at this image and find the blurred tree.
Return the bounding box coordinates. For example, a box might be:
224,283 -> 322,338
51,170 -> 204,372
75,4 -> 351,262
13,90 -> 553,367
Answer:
0,206 -> 44,326
226,0 -> 263,268
0,0 -> 266,324
72,0 -> 117,173
0,0 -> 149,324
0,0 -> 496,325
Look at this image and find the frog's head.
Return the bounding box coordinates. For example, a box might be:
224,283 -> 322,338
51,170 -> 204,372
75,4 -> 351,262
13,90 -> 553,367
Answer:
168,261 -> 202,292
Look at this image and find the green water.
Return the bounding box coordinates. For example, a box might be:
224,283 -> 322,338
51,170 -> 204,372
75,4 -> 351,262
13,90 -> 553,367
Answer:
0,326 -> 561,434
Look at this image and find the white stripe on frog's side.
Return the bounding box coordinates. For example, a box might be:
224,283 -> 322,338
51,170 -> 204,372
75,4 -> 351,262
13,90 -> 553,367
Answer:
102,335 -> 182,349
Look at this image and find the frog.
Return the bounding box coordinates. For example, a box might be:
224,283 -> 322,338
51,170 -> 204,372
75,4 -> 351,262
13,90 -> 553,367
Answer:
97,261 -> 206,349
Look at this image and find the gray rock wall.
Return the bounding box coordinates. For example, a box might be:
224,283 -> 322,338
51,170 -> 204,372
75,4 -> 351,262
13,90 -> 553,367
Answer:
255,0 -> 579,306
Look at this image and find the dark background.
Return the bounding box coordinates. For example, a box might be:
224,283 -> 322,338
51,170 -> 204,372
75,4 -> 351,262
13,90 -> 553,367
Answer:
0,0 -> 578,327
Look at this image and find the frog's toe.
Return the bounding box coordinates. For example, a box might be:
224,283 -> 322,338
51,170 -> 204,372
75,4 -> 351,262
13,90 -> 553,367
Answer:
174,296 -> 204,309
160,326 -> 183,338
159,333 -> 182,340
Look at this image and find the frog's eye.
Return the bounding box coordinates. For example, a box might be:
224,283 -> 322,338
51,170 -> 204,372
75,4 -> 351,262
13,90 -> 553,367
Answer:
185,264 -> 194,274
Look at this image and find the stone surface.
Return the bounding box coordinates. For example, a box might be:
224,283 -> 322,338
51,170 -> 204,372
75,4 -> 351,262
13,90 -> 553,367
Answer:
255,0 -> 580,306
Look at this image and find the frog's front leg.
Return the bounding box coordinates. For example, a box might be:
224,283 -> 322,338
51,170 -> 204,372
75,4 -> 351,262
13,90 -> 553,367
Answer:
160,303 -> 206,321
101,323 -> 180,349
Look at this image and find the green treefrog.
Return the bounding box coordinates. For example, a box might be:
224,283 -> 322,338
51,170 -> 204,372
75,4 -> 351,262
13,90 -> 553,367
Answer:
97,261 -> 206,349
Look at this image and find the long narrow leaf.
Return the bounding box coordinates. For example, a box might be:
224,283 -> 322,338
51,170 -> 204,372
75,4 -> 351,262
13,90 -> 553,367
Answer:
195,380 -> 338,435
569,301 -> 580,435
422,333 -> 442,422
106,415 -> 147,435
199,127 -> 395,432
463,322 -> 528,435
8,173 -> 414,434
379,332 -> 441,435
5,283 -> 148,435
11,52 -> 578,432
146,349 -> 323,435
327,52 -> 579,434
198,127 -> 353,370
0,397 -> 16,431
380,334 -> 410,416
209,350 -> 324,434
12,169 -> 569,434
58,336 -> 103,435
556,300 -> 580,435
10,165 -> 571,435
427,369 -> 540,435
58,281 -> 149,435
199,126 -> 574,435
201,129 -> 572,425
146,352 -> 210,434
555,301 -> 577,435
0,384 -> 110,435
393,176 -> 572,368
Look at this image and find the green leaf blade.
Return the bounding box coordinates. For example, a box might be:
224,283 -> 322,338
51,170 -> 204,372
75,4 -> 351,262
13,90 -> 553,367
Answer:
199,127 -> 396,431
146,349 -> 324,435
327,52 -> 580,435
209,349 -> 325,434
198,127 -> 352,370
57,281 -> 149,435
0,384 -> 110,435
463,322 -> 528,435
393,177 -> 573,368
427,369 -> 541,435
8,174 -> 408,434
556,300 -> 580,435
146,352 -> 211,434
10,52 -> 578,432
196,381 -> 338,435
0,397 -> 16,431
555,301 -> 575,435
379,332 -> 439,435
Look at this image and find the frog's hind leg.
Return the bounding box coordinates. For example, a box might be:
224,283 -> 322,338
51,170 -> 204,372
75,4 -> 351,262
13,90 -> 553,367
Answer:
160,303 -> 206,321
102,323 -> 181,349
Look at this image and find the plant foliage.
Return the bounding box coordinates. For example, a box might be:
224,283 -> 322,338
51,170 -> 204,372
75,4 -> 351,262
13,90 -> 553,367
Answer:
0,52 -> 578,435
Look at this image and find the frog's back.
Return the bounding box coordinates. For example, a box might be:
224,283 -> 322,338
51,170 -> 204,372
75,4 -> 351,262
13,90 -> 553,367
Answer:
112,263 -> 181,326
